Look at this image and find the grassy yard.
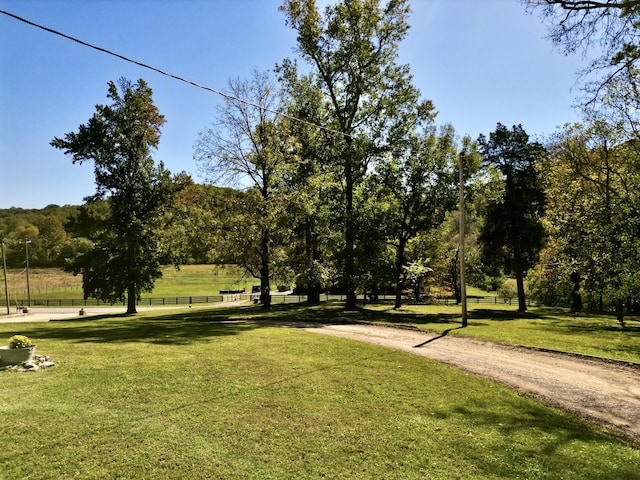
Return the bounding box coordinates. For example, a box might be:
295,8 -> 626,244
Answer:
363,302 -> 640,363
1,304 -> 639,479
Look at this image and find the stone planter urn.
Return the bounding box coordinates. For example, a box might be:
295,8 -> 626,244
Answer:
0,335 -> 36,366
0,345 -> 36,366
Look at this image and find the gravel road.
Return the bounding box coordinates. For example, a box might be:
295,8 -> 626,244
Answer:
299,323 -> 640,441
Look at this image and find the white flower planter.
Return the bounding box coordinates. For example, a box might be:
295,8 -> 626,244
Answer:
0,346 -> 36,366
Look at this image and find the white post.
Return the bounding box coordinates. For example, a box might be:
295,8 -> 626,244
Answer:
1,241 -> 9,315
25,239 -> 31,307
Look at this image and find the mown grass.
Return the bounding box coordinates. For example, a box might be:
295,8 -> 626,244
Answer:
361,302 -> 640,363
1,304 -> 639,479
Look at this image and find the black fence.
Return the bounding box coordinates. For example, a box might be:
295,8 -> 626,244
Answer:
8,293 -> 523,308
22,295 -> 225,308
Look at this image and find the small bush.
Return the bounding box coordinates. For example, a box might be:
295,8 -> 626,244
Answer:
497,281 -> 517,303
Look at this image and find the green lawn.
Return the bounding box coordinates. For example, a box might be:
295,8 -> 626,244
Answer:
362,302 -> 640,363
1,304 -> 639,479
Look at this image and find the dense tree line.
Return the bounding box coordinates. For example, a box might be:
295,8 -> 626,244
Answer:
4,0 -> 640,320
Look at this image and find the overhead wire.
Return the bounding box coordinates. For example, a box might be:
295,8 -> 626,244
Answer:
0,8 -> 348,138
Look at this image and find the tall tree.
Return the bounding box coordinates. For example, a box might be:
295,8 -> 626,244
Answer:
375,123 -> 459,309
194,70 -> 292,308
278,76 -> 337,304
51,78 -> 174,314
540,120 -> 640,322
478,123 -> 547,312
279,0 -> 427,309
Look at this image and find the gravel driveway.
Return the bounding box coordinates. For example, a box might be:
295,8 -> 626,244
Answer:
299,323 -> 640,441
4,309 -> 639,441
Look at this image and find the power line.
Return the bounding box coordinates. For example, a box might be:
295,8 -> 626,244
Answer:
0,8 -> 348,138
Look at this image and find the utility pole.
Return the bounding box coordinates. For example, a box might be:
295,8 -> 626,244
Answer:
458,153 -> 468,327
25,239 -> 31,308
1,241 -> 9,315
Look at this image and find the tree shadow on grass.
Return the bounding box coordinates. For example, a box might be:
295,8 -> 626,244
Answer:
216,302 -> 546,328
467,308 -> 547,321
12,306 -> 265,346
14,302 -> 626,347
233,302 -> 461,327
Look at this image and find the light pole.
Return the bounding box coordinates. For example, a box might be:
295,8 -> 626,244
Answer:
25,239 -> 31,308
1,241 -> 9,315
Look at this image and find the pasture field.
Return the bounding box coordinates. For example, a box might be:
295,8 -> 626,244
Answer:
1,264 -> 252,301
2,265 -> 493,303
0,304 -> 638,479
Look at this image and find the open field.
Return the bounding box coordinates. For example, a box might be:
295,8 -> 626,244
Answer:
1,304 -> 638,479
2,266 -> 495,304
1,264 -> 252,302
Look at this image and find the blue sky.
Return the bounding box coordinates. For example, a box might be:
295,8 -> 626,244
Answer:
0,0 -> 584,209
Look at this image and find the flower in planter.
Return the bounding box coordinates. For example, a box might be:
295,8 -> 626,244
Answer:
8,335 -> 33,349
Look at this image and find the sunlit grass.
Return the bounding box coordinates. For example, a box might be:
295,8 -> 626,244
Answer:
362,302 -> 640,363
1,308 -> 638,479
3,264 -> 250,301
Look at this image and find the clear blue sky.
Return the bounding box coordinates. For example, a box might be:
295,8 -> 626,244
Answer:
0,0 -> 584,209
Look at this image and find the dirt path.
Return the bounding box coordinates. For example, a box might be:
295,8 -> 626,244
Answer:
299,323 -> 640,441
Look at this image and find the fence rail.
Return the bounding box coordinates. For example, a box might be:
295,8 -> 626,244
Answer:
3,293 -> 523,309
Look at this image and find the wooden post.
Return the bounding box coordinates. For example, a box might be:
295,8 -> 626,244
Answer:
459,153 -> 468,327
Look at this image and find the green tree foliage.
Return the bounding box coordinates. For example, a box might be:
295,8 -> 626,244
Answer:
279,0 -> 428,309
374,123 -> 460,308
536,120 -> 640,322
478,124 -> 547,312
432,201 -> 501,302
277,79 -> 338,304
158,176 -> 248,265
51,78 -> 175,314
526,1 -> 640,105
0,206 -> 80,268
194,70 -> 293,308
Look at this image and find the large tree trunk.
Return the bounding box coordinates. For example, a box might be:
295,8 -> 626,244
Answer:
512,235 -> 527,312
305,218 -> 321,305
260,232 -> 271,309
414,278 -> 421,302
615,298 -> 625,327
570,271 -> 583,312
344,161 -> 357,310
394,239 -> 406,309
515,270 -> 527,313
126,283 -> 137,314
